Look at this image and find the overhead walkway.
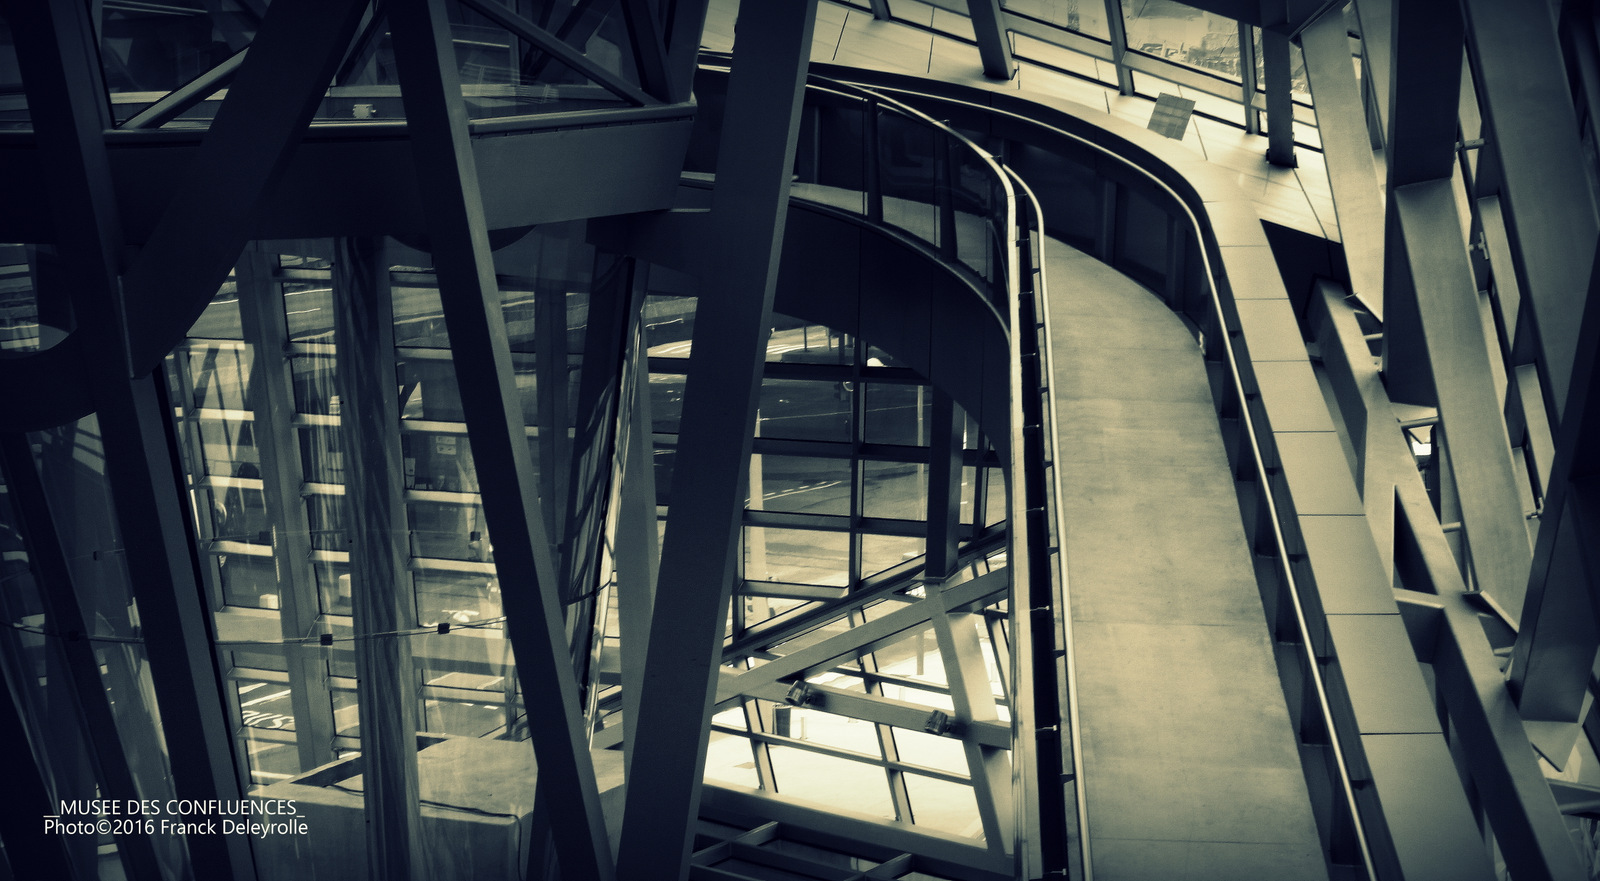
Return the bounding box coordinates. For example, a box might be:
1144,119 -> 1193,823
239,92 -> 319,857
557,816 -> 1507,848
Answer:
1040,238 -> 1327,879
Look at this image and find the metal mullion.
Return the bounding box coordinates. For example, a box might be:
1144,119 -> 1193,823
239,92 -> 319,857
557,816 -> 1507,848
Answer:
1101,0 -> 1134,95
741,695 -> 779,793
1238,22 -> 1259,134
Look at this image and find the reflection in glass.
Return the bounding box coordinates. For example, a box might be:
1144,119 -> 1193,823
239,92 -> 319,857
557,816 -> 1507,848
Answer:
1121,0 -> 1241,80
758,379 -> 853,443
1003,0 -> 1113,40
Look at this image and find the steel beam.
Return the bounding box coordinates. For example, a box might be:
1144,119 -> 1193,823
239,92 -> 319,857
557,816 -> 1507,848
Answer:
925,391 -> 963,579
1300,9 -> 1383,314
663,0 -> 711,103
1100,0 -> 1135,95
120,0 -> 370,373
120,47 -> 247,131
1392,180 -> 1532,619
331,236 -> 427,881
1508,240 -> 1600,763
1384,0 -> 1460,187
613,311 -> 660,770
614,5 -> 818,878
1321,287 -> 1583,881
966,0 -> 1017,81
928,590 -> 1011,853
385,1 -> 615,878
1350,0 -> 1392,146
459,0 -> 656,105
1461,0 -> 1599,427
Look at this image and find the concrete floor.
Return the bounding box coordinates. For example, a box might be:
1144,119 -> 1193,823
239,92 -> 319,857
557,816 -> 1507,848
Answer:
1042,239 -> 1329,880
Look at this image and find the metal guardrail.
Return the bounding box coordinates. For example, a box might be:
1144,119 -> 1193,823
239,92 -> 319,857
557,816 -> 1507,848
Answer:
837,79 -> 1381,881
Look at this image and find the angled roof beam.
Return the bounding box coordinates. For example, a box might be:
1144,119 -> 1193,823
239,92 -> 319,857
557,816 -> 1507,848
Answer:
120,46 -> 246,130
459,0 -> 656,106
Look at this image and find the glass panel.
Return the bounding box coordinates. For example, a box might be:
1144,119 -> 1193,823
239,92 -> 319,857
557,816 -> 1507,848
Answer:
393,284 -> 451,348
192,280 -> 244,339
408,500 -> 491,560
744,526 -> 849,587
649,372 -> 686,433
216,551 -> 280,609
101,1 -> 258,123
891,727 -> 969,775
860,533 -> 924,579
904,774 -> 982,837
862,460 -> 926,521
767,745 -> 896,819
0,17 -> 28,129
291,355 -> 340,415
781,708 -> 882,758
757,378 -> 853,442
877,108 -> 942,246
283,281 -> 335,341
863,383 -> 929,446
1121,0 -> 1241,81
0,245 -> 38,351
705,721 -> 761,788
1003,0 -> 1113,41
754,455 -> 851,516
414,570 -> 501,627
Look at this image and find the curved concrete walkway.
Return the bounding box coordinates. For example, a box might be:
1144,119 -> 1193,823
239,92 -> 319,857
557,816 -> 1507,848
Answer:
1044,239 -> 1329,880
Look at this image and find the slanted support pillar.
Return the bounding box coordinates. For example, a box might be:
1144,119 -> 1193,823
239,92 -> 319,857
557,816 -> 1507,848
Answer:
1392,181 -> 1533,618
1262,29 -> 1296,167
386,1 -> 616,879
615,3 -> 818,879
331,236 -> 427,881
967,0 -> 1016,81
926,390 -> 964,579
1509,240 -> 1600,766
